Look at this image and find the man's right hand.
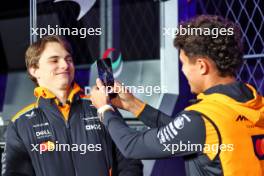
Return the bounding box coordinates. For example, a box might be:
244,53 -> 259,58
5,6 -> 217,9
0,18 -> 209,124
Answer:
111,81 -> 146,116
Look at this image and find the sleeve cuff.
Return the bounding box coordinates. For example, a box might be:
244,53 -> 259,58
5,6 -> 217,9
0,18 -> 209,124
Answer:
137,104 -> 156,119
133,103 -> 147,117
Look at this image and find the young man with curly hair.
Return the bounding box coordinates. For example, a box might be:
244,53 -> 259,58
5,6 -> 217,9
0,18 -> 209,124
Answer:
90,15 -> 264,176
2,35 -> 143,176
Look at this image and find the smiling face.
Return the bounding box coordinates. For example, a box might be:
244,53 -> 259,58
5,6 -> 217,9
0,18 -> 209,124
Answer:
29,42 -> 75,90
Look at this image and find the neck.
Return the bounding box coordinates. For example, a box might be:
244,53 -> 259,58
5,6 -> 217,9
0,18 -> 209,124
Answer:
47,86 -> 70,104
55,89 -> 69,104
203,75 -> 236,92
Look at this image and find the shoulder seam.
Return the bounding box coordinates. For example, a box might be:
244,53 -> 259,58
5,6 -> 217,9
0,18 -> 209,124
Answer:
12,103 -> 36,122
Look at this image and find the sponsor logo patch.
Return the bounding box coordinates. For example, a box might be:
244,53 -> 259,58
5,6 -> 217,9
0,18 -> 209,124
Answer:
25,111 -> 36,118
252,135 -> 264,160
85,124 -> 101,131
157,114 -> 191,144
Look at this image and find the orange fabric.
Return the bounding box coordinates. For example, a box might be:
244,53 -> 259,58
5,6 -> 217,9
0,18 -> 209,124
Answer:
135,103 -> 146,117
34,83 -> 82,121
186,84 -> 264,176
67,83 -> 83,103
80,94 -> 91,99
58,103 -> 70,121
34,87 -> 56,99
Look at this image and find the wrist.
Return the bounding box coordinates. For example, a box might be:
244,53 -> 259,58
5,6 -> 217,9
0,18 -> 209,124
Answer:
129,98 -> 146,117
97,104 -> 114,121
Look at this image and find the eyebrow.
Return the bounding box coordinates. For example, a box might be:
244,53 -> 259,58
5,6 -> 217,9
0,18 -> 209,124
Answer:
47,54 -> 72,60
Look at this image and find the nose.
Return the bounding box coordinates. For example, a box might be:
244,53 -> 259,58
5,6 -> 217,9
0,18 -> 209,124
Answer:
59,59 -> 70,70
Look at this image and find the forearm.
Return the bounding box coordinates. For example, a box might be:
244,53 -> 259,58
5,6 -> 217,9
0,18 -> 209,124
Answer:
103,111 -> 171,159
127,96 -> 173,128
137,104 -> 173,128
103,110 -> 206,159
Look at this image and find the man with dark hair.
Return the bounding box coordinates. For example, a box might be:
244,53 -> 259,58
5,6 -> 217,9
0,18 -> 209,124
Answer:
2,35 -> 143,176
90,15 -> 264,175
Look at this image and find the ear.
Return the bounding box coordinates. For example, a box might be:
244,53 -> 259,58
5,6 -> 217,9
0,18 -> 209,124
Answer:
28,67 -> 40,79
196,58 -> 209,75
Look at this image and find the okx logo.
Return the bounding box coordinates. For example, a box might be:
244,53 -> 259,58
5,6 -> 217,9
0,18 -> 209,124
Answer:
102,48 -> 123,78
252,135 -> 264,160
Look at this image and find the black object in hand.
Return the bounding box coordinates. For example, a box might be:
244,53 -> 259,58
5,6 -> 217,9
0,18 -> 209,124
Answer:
96,58 -> 117,99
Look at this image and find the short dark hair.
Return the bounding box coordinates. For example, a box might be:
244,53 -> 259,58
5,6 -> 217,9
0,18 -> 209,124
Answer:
174,15 -> 243,77
25,35 -> 73,85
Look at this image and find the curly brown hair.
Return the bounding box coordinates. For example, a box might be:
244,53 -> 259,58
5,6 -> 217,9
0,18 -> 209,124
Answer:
25,35 -> 73,85
174,15 -> 243,77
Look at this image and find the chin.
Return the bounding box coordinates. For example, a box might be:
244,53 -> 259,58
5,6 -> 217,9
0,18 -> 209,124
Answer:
190,90 -> 197,94
190,87 -> 198,94
191,88 -> 202,94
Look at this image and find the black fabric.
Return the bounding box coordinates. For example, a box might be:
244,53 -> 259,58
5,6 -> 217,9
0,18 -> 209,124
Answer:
2,95 -> 143,176
138,105 -> 173,128
103,110 -> 206,159
203,81 -> 253,102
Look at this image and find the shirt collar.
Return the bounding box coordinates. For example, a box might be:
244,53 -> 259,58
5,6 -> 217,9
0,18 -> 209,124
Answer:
34,83 -> 83,104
